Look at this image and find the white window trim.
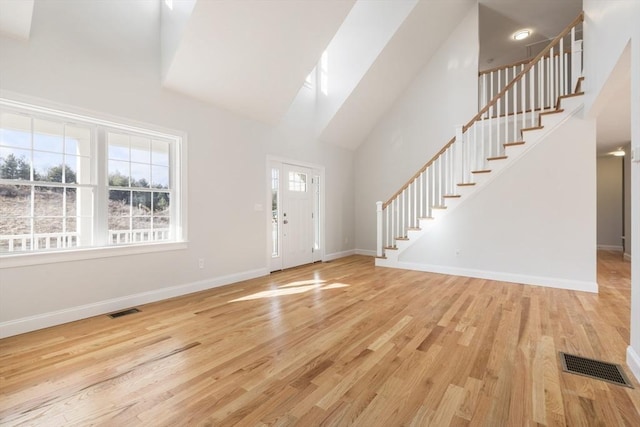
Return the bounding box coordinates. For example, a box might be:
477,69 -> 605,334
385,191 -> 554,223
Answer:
0,95 -> 188,268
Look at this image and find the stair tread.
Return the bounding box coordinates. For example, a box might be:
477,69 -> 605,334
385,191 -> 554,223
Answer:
472,169 -> 492,174
457,182 -> 476,187
504,141 -> 525,147
384,246 -> 398,250
407,227 -> 421,231
487,156 -> 508,161
375,255 -> 387,259
431,205 -> 447,210
521,125 -> 544,132
396,237 -> 409,241
443,194 -> 461,198
540,108 -> 564,116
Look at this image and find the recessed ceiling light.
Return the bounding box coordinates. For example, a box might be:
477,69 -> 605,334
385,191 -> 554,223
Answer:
610,148 -> 626,157
513,29 -> 531,41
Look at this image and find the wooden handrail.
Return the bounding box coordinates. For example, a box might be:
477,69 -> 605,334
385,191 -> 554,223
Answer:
383,136 -> 456,208
464,11 -> 583,133
382,11 -> 583,210
479,58 -> 530,76
478,47 -> 578,76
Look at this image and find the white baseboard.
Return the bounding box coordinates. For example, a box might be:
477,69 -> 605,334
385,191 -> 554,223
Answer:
355,249 -> 376,257
0,267 -> 268,339
627,346 -> 640,383
391,261 -> 598,293
323,249 -> 355,261
597,245 -> 623,251
624,252 -> 631,261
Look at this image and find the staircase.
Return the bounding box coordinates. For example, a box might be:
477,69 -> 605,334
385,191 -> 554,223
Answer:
375,13 -> 585,268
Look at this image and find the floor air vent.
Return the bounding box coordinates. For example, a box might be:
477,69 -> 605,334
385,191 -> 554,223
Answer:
559,352 -> 633,388
108,308 -> 140,318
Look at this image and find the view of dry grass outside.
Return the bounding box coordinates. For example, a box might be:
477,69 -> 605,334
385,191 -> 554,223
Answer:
0,184 -> 170,251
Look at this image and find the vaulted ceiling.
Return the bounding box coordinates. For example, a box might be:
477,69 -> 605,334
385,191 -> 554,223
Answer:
2,0 -> 630,151
159,0 -> 476,149
162,0 -> 356,124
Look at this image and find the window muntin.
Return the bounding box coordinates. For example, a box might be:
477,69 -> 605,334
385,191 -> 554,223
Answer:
288,171 -> 307,192
0,101 -> 182,255
0,112 -> 93,252
106,131 -> 172,245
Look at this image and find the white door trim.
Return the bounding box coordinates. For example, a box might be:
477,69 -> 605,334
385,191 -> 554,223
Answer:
266,156 -> 325,271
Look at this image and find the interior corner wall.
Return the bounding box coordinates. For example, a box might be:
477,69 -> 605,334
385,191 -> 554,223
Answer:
583,0 -> 640,381
624,142 -> 632,257
596,156 -> 623,250
398,112 -> 597,292
0,0 -> 355,336
353,4 -> 478,253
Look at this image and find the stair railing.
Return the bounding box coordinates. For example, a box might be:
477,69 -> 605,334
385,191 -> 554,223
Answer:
376,12 -> 584,258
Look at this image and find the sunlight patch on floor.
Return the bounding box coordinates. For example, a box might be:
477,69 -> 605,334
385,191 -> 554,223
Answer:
229,280 -> 349,302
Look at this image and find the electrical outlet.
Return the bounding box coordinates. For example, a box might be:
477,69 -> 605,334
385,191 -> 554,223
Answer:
198,258 -> 204,269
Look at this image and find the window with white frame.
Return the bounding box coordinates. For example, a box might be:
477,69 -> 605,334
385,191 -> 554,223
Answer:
0,99 -> 183,255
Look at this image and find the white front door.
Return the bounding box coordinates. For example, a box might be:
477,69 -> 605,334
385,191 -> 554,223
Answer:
282,164 -> 314,269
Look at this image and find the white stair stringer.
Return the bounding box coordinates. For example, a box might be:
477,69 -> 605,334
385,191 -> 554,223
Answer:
376,93 -> 584,268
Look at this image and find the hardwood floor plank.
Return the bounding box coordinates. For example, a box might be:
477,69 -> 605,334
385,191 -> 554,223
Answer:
0,252 -> 638,426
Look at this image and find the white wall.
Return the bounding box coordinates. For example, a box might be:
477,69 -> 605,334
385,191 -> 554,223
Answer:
0,0 -> 355,335
596,156 -> 623,250
354,5 -> 479,253
398,112 -> 597,292
583,0 -> 640,382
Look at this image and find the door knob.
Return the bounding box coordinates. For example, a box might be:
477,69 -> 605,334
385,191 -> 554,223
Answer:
283,220 -> 288,224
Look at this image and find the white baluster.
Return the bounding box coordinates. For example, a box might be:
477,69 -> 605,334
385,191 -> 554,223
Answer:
480,116 -> 485,171
399,191 -> 404,237
553,50 -> 561,106
497,69 -> 501,155
472,125 -> 477,179
419,171 -> 424,219
551,50 -> 555,104
539,58 -> 545,111
503,67 -> 508,152
559,37 -> 564,96
455,126 -> 464,184
391,200 -> 396,243
376,201 -> 383,257
482,73 -> 487,112
407,182 -> 416,228
564,52 -> 569,95
416,176 -> 420,222
536,59 -> 541,112
529,67 -> 535,127
513,65 -> 519,142
521,64 -> 526,134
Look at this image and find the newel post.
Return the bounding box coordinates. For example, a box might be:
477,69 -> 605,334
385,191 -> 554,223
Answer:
376,201 -> 383,257
455,125 -> 465,184
571,39 -> 583,93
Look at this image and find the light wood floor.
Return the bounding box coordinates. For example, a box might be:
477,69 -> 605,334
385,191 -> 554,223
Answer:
1,251 -> 639,426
